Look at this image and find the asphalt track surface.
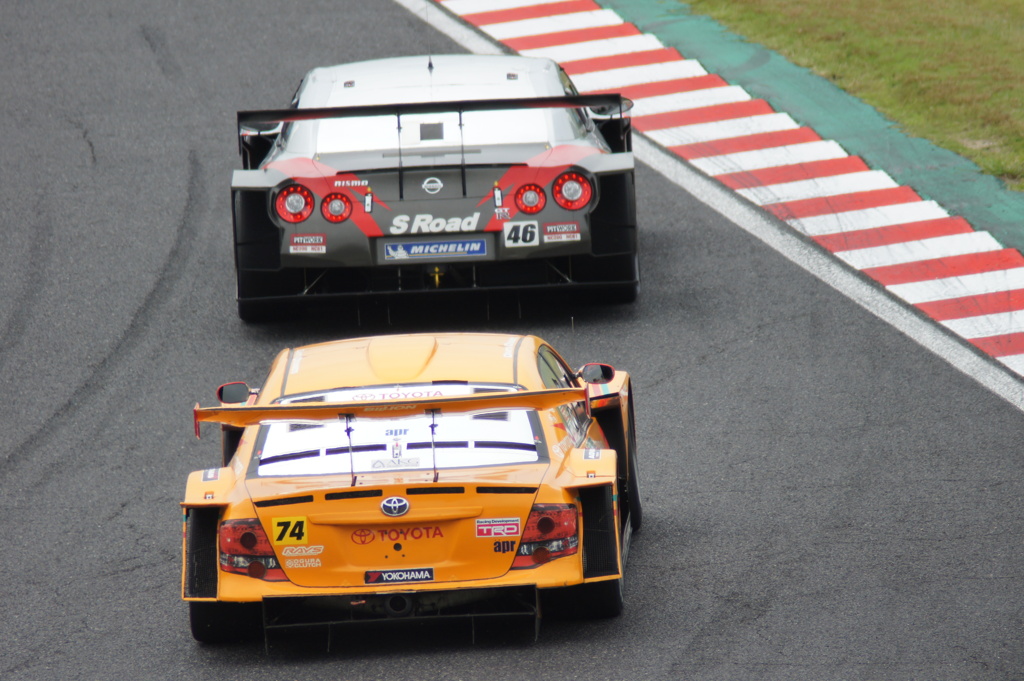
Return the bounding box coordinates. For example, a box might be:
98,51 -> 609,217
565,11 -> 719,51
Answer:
1,1 -> 1022,679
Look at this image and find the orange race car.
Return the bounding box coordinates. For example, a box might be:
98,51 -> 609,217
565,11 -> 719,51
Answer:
182,333 -> 642,643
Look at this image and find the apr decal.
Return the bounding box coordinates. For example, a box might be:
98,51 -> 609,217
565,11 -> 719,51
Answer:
290,233 -> 326,254
493,540 -> 517,554
272,517 -> 308,545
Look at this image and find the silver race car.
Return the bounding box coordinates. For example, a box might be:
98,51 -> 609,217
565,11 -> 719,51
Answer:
233,55 -> 637,321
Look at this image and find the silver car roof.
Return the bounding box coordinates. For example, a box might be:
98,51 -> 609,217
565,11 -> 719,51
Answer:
296,54 -> 568,108
283,55 -> 589,156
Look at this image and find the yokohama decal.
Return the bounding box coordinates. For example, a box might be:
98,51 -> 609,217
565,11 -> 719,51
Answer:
365,568 -> 434,584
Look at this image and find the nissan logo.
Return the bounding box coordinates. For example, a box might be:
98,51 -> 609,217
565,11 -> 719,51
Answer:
381,496 -> 410,517
422,177 -> 443,194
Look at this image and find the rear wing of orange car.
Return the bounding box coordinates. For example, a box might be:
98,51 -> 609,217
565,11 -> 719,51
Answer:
193,386 -> 587,438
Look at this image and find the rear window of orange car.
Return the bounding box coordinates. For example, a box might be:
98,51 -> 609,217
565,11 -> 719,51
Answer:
250,382 -> 546,478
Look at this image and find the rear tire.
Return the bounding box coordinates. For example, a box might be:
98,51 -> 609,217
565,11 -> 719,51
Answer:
626,399 -> 643,533
189,601 -> 262,644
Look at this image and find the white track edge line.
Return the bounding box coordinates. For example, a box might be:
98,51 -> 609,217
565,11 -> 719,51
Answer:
395,0 -> 1024,411
635,133 -> 1024,410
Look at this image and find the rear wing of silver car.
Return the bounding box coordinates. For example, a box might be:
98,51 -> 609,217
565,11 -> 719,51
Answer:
237,93 -> 630,135
236,94 -> 633,171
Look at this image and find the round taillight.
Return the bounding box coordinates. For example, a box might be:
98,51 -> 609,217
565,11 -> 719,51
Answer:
239,531 -> 258,550
247,560 -> 267,579
321,193 -> 353,223
531,547 -> 551,565
553,172 -> 593,210
275,184 -> 314,223
536,516 -> 556,535
514,184 -> 546,214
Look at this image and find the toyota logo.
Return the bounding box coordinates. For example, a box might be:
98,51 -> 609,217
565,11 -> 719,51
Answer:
351,528 -> 375,545
422,177 -> 443,194
381,496 -> 410,517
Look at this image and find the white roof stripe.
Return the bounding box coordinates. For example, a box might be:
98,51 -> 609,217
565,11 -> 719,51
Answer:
738,170 -> 897,206
690,139 -> 845,175
519,34 -> 663,62
442,0 -> 569,14
479,10 -> 623,40
631,86 -> 750,116
997,354 -> 1024,373
835,232 -> 1003,270
788,201 -> 950,237
645,113 -> 798,147
571,60 -> 707,90
942,310 -> 1024,340
887,267 -> 1024,304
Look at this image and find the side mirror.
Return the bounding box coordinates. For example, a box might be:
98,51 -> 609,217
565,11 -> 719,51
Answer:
577,363 -> 615,384
588,98 -> 633,117
217,382 -> 251,404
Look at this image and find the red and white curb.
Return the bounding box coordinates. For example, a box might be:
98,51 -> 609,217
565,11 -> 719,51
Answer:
432,0 -> 1024,377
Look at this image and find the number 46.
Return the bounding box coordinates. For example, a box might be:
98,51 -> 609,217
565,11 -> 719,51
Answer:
503,221 -> 538,248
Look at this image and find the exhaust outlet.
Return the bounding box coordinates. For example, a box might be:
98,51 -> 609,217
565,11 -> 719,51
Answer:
384,594 -> 413,617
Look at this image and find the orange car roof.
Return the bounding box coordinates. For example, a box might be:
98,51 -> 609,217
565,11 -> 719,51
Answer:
264,333 -> 543,399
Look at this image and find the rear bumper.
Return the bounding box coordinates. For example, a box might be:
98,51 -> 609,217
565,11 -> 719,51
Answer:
262,585 -> 539,632
236,251 -> 639,308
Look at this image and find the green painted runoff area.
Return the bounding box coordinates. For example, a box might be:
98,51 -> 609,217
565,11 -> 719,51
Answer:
599,0 -> 1024,249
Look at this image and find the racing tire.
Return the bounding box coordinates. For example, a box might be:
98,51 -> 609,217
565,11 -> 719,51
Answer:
189,601 -> 262,644
626,398 -> 643,533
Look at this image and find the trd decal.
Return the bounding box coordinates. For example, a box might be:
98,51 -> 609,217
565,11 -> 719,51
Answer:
476,518 -> 521,537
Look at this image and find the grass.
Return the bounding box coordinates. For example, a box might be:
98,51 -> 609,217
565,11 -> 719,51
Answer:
681,0 -> 1024,191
